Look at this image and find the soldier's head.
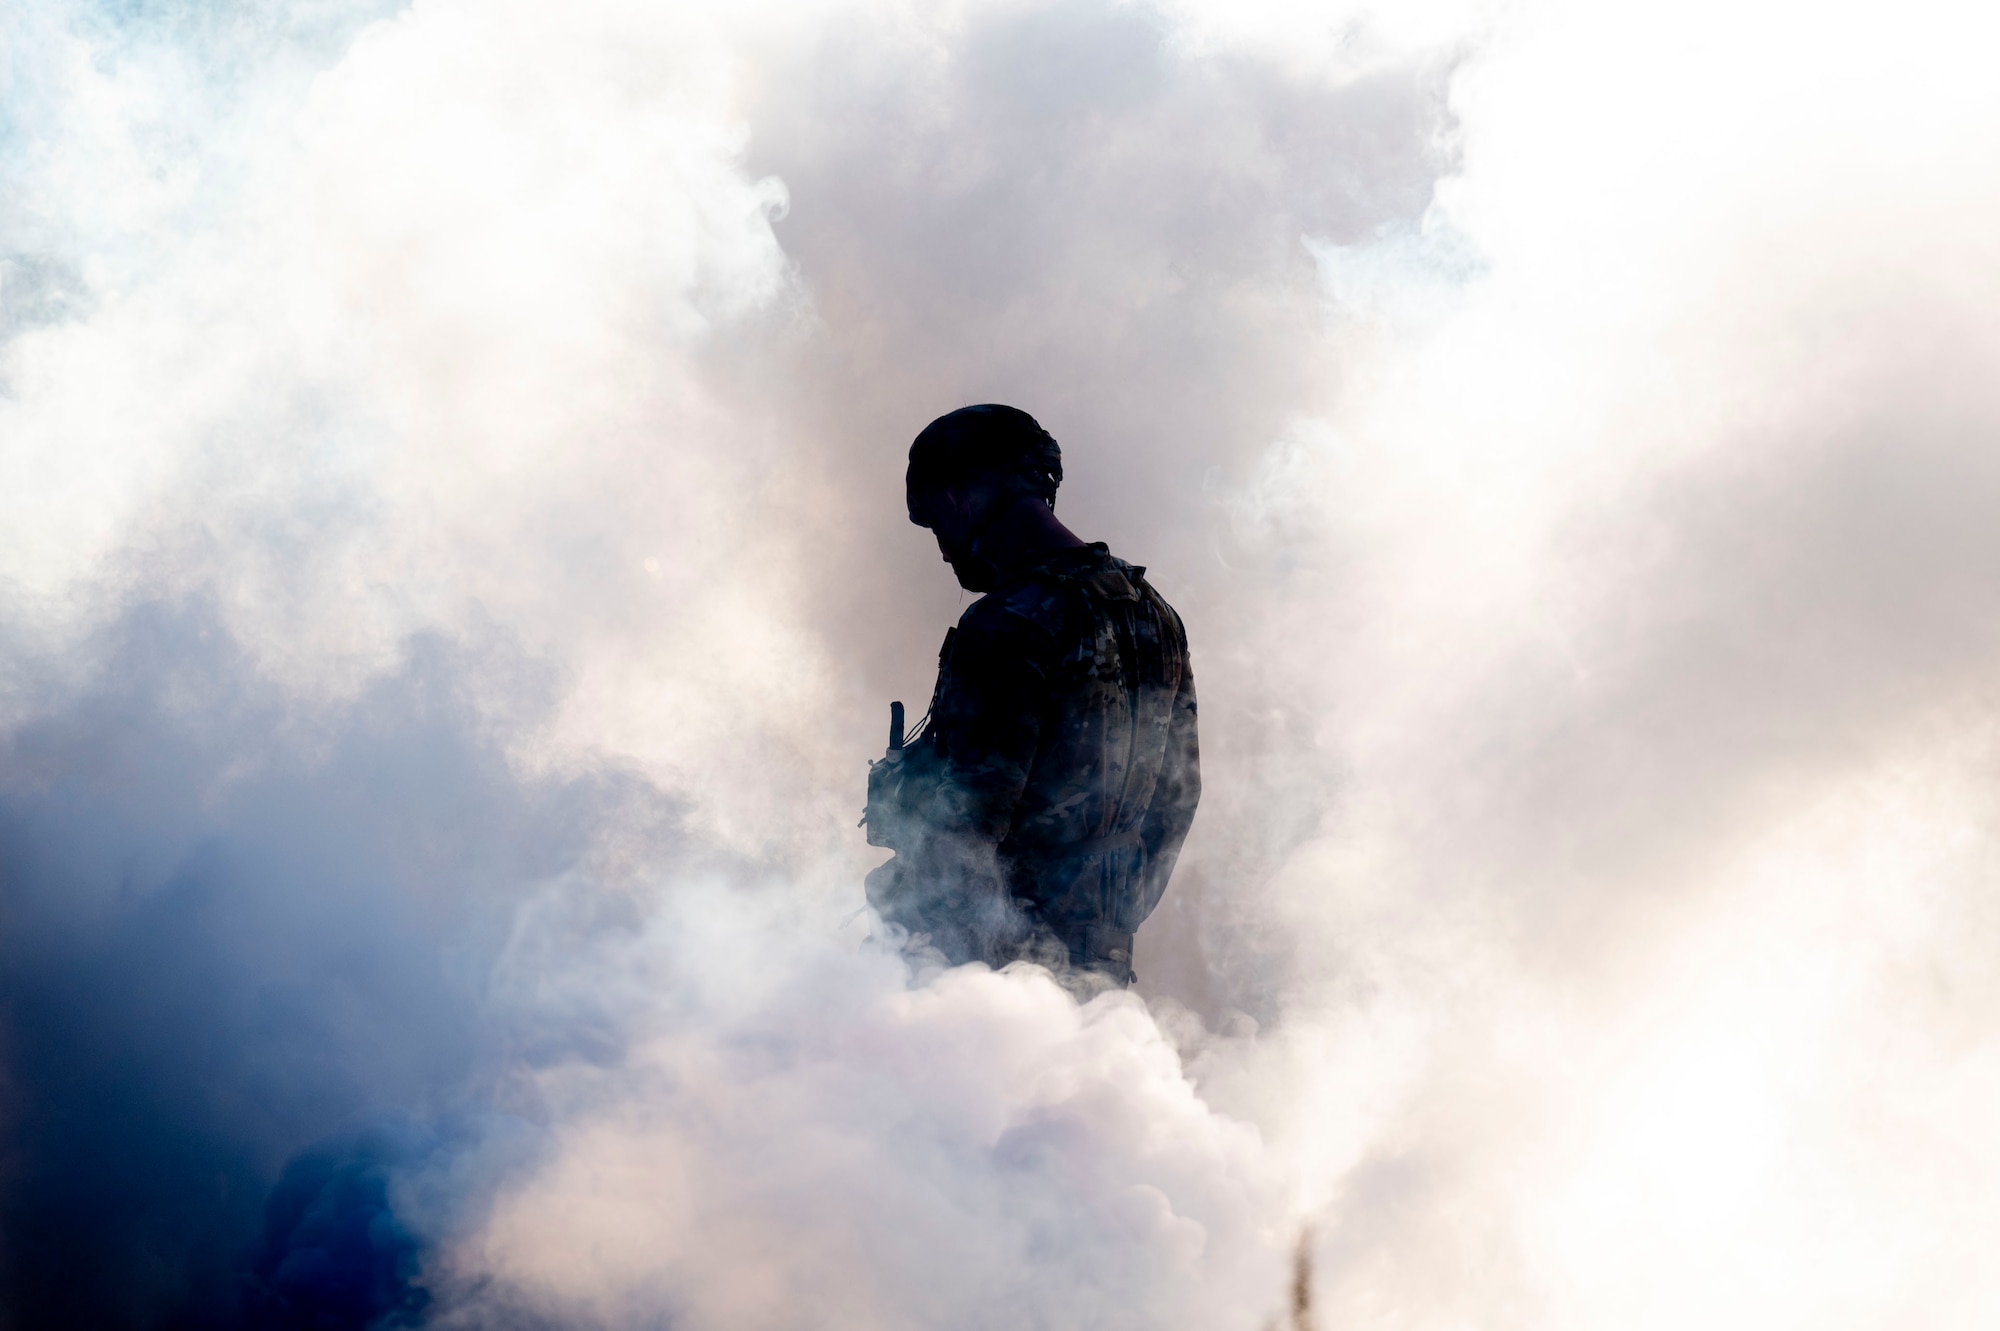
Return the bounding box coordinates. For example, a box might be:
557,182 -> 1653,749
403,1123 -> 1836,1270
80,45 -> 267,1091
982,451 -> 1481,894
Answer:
906,405 -> 1063,590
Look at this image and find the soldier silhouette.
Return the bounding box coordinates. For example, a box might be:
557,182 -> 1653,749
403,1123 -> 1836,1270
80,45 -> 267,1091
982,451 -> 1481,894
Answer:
863,405 -> 1200,987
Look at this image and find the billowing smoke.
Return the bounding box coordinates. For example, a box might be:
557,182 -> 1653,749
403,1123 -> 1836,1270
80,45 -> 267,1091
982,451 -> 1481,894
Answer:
4,0 -> 2000,1326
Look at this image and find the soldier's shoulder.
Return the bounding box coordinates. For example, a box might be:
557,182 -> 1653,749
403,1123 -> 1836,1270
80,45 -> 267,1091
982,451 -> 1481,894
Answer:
961,544 -> 1176,639
1119,559 -> 1191,646
1079,546 -> 1178,624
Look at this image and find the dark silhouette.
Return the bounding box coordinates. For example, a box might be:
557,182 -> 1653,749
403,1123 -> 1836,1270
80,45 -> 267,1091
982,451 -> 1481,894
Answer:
864,405 -> 1200,986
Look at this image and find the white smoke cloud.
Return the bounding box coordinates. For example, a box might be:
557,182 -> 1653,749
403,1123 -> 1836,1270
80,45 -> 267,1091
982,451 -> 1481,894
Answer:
433,883 -> 1286,1329
4,0 -> 2000,1326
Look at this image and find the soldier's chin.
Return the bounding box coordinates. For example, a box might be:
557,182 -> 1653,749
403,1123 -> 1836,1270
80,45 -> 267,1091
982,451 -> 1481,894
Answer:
947,554 -> 999,592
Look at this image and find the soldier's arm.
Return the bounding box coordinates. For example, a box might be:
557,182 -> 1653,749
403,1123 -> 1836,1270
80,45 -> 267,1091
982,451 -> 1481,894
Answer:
1136,645 -> 1200,922
922,593 -> 1059,842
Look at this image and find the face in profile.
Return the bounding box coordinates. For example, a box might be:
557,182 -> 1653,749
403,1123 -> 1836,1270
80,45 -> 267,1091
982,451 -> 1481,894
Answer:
911,484 -> 999,592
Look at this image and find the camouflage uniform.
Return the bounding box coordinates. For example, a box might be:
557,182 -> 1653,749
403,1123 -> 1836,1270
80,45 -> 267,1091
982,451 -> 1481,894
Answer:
865,542 -> 1199,984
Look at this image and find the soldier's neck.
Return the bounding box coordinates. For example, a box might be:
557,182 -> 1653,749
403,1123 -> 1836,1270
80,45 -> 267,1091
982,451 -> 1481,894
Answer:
974,496 -> 1090,575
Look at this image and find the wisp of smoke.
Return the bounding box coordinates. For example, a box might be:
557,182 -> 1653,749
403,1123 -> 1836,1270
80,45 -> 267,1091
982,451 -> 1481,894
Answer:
5,0 -> 2000,1326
